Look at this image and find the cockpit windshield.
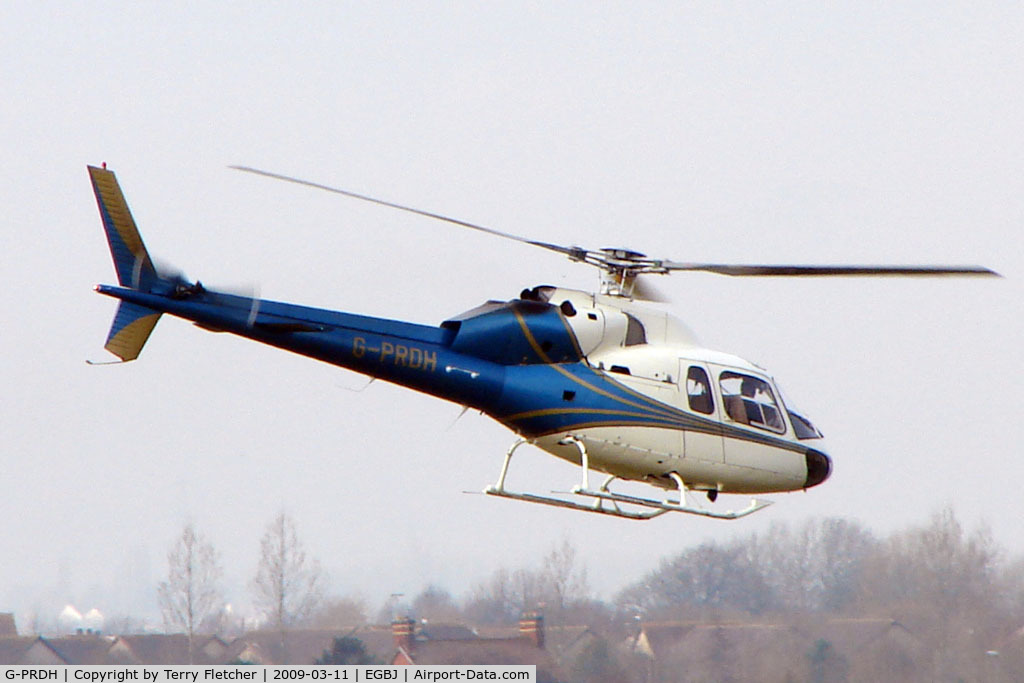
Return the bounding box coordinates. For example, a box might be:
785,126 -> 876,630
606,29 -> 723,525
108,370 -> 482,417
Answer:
788,411 -> 823,440
776,384 -> 824,440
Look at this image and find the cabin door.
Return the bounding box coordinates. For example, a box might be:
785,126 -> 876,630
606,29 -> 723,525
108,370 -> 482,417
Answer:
678,360 -> 724,463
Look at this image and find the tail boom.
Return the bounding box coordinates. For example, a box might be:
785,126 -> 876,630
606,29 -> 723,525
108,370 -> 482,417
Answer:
93,283 -> 505,408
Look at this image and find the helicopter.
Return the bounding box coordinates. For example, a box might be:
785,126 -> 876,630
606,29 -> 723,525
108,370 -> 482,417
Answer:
88,164 -> 999,521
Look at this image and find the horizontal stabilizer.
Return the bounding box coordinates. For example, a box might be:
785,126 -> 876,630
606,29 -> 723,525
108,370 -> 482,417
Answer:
104,300 -> 162,361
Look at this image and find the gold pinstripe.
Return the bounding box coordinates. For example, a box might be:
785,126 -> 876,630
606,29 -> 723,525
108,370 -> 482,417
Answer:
505,419 -> 690,437
512,308 -> 683,421
508,307 -> 810,455
556,308 -> 585,359
503,406 -> 684,422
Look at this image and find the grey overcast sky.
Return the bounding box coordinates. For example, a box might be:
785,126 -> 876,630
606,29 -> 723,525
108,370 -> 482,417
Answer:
1,3 -> 1021,628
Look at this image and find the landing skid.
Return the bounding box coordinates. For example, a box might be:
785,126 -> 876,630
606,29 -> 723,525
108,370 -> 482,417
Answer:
482,437 -> 772,521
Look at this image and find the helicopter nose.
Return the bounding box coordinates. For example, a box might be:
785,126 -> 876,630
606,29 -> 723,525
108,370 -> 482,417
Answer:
804,449 -> 832,488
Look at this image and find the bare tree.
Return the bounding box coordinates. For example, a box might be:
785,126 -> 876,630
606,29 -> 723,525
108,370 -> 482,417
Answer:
251,511 -> 325,661
464,567 -> 519,625
157,523 -> 224,663
618,538 -> 773,618
854,506 -> 1003,679
753,517 -> 877,613
310,596 -> 369,629
858,506 -> 1000,619
539,538 -> 590,613
411,584 -> 463,623
463,540 -> 592,626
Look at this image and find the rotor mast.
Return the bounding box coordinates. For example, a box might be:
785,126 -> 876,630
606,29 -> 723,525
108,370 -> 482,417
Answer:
591,248 -> 674,299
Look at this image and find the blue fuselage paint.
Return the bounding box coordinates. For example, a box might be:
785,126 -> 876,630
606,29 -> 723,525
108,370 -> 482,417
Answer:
96,285 -> 507,411
95,285 -> 703,441
94,284 -> 817,468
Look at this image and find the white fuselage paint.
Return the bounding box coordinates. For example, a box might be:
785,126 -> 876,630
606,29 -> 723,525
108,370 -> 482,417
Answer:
529,288 -> 823,494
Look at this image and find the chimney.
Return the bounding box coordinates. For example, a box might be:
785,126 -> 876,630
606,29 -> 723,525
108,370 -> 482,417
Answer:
518,612 -> 544,649
392,617 -> 416,653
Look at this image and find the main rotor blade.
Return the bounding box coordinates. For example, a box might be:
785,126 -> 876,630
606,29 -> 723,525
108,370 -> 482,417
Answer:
231,166 -> 999,282
230,166 -> 587,261
659,263 -> 1001,277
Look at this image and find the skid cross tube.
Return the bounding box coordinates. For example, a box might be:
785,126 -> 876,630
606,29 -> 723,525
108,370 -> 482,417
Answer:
482,437 -> 772,521
571,486 -> 773,520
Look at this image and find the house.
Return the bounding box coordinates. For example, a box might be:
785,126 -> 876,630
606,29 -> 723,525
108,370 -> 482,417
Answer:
0,613 -> 16,637
0,632 -> 231,666
809,617 -> 923,680
620,617 -> 930,682
622,621 -> 808,682
622,621 -> 696,661
224,630 -> 340,665
391,613 -> 563,682
478,623 -> 608,675
0,637 -> 67,665
670,622 -> 808,681
113,634 -> 229,665
46,634 -> 120,665
223,628 -> 394,665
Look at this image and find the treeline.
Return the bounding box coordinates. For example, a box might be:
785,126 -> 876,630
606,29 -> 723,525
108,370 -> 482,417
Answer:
33,506 -> 1023,679
381,507 -> 1024,682
392,507 -> 1022,634
620,507 -> 1011,618
611,508 -> 1024,681
323,507 -> 1024,681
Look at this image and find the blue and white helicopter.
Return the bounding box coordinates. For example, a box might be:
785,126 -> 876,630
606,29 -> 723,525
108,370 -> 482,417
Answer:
89,165 -> 998,520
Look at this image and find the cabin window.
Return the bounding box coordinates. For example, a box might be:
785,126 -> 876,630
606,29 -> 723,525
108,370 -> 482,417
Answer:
719,371 -> 786,434
686,366 -> 714,415
624,314 -> 647,346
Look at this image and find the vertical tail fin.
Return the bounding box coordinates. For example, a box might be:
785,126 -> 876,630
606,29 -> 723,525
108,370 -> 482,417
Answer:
103,300 -> 162,361
90,165 -> 163,361
88,165 -> 159,290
